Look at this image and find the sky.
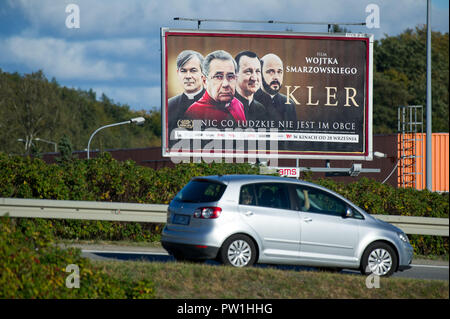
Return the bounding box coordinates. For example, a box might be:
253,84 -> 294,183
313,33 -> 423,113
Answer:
0,0 -> 448,112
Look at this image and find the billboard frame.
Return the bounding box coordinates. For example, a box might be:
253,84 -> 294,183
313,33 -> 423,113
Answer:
161,28 -> 374,161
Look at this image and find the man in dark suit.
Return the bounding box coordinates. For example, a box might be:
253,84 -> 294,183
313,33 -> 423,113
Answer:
168,50 -> 206,135
234,51 -> 268,121
254,53 -> 298,123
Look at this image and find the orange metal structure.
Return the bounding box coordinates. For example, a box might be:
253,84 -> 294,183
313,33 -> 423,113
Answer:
398,133 -> 449,192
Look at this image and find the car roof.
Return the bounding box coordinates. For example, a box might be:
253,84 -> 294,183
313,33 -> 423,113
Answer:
192,174 -> 361,210
193,174 -> 316,187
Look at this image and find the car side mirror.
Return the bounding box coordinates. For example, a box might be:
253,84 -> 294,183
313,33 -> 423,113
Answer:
343,207 -> 353,218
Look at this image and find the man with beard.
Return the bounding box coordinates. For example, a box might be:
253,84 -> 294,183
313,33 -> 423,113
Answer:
168,50 -> 206,135
185,50 -> 246,125
234,51 -> 267,121
254,53 -> 298,123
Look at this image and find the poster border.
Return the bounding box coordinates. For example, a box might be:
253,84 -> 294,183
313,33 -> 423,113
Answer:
160,28 -> 373,161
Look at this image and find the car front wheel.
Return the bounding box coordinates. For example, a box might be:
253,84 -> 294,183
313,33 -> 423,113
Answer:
220,235 -> 257,268
361,242 -> 398,277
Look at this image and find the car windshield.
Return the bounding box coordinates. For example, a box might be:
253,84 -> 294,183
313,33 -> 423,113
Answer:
174,179 -> 226,203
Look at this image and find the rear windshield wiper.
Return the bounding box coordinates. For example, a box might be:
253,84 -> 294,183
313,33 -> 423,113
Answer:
180,199 -> 199,203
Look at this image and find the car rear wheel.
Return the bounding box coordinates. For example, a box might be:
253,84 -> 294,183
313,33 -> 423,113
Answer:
220,235 -> 256,268
361,242 -> 397,277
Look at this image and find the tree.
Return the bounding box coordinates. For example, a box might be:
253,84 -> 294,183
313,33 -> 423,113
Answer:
0,70 -> 61,155
330,24 -> 351,33
373,26 -> 449,133
0,69 -> 162,156
55,134 -> 76,163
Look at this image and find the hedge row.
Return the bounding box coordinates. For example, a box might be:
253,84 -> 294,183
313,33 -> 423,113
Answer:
0,217 -> 155,298
1,152 -> 447,217
0,152 -> 259,204
0,152 -> 448,256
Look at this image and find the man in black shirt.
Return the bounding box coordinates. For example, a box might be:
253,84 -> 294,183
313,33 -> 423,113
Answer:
254,53 -> 297,123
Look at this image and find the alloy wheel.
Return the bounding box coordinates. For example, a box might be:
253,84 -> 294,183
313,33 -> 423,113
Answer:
367,248 -> 393,276
227,239 -> 252,267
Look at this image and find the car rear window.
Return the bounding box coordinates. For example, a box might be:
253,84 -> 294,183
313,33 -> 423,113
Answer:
174,179 -> 226,203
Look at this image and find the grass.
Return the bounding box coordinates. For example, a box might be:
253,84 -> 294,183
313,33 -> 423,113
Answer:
93,259 -> 449,299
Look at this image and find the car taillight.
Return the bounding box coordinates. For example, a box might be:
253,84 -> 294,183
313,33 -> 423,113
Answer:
193,207 -> 222,219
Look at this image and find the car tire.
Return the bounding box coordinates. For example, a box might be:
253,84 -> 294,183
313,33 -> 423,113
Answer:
360,242 -> 398,277
219,234 -> 257,268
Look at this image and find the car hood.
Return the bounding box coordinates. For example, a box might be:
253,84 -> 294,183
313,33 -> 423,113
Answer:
373,216 -> 403,234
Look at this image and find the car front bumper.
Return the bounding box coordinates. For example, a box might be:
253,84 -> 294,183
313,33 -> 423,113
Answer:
398,241 -> 414,271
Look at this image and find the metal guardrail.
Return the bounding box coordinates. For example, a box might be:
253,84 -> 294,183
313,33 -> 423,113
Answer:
0,198 -> 167,223
372,215 -> 448,236
0,198 -> 448,236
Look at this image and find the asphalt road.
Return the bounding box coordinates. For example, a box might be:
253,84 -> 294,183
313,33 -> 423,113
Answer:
77,245 -> 449,281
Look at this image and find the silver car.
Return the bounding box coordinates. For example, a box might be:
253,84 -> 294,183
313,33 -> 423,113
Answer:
161,175 -> 413,276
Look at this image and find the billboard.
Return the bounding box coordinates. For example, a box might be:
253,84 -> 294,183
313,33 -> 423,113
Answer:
161,28 -> 373,160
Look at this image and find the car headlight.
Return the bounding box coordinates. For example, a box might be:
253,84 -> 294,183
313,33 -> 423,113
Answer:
398,232 -> 409,243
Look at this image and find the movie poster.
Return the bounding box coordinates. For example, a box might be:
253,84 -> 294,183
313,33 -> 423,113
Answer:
161,29 -> 373,160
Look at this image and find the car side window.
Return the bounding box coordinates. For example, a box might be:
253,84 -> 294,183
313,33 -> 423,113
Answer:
239,184 -> 257,206
294,185 -> 346,217
254,183 -> 291,210
239,183 -> 291,210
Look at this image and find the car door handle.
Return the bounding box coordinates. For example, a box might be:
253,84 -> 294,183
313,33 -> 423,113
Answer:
303,217 -> 313,223
244,211 -> 254,216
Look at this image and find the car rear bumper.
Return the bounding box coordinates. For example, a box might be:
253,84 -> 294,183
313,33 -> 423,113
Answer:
161,241 -> 220,260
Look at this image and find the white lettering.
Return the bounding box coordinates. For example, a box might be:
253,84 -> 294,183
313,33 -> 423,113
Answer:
366,4 -> 380,29
65,264 -> 80,288
65,4 -> 80,29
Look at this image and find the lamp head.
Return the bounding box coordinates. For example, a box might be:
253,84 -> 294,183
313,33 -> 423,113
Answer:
130,117 -> 145,125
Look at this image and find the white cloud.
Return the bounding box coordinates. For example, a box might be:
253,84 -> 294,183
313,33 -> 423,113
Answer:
86,38 -> 152,58
0,36 -> 160,81
1,36 -> 129,80
12,0 -> 447,39
2,0 -> 447,112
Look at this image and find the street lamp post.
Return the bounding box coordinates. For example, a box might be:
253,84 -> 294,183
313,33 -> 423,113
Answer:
86,117 -> 145,160
34,138 -> 58,152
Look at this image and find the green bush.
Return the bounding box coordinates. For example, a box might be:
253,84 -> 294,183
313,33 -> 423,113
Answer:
0,217 -> 155,298
408,234 -> 449,256
50,219 -> 162,242
0,152 -> 448,256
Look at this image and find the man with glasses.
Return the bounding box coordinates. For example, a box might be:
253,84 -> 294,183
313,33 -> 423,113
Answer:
234,51 -> 268,121
168,50 -> 206,134
185,50 -> 246,125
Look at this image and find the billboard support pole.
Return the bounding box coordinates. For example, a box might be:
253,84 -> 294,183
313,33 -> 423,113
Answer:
425,0 -> 432,191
